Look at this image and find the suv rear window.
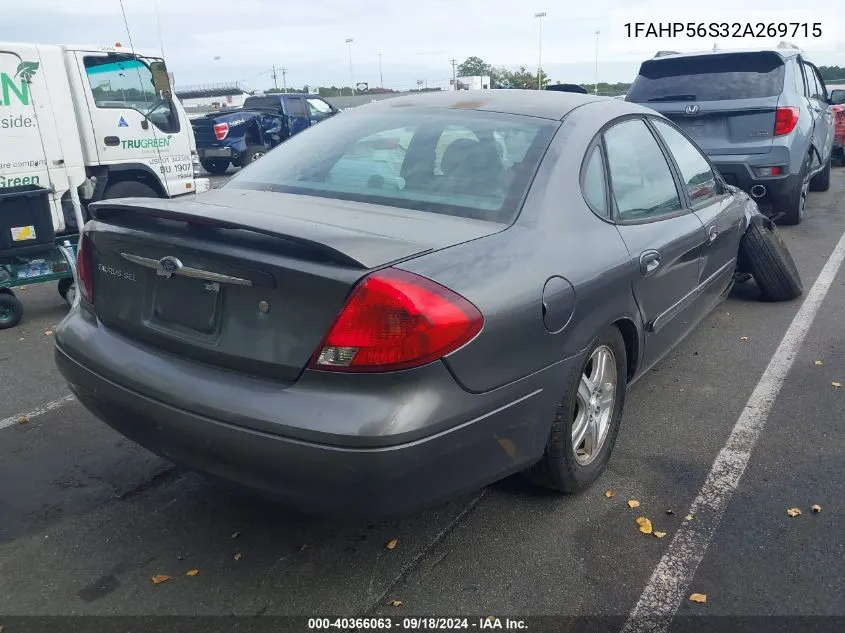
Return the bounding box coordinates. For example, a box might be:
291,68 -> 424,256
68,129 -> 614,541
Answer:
626,52 -> 785,102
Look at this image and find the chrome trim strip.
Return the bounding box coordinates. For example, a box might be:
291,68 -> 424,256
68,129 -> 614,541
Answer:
119,253 -> 253,287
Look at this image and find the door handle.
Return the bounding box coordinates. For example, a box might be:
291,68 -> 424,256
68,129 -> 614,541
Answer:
104,136 -> 120,147
639,250 -> 661,275
708,226 -> 719,243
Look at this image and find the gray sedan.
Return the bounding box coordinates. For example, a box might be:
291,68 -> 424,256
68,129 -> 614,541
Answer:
54,91 -> 801,516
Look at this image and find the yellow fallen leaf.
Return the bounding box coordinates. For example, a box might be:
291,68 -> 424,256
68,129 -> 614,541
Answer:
185,569 -> 199,577
234,553 -> 242,561
605,489 -> 615,498
685,514 -> 694,521
388,600 -> 403,607
386,539 -> 398,550
635,516 -> 648,526
786,507 -> 801,517
628,499 -> 640,509
44,330 -> 53,336
740,336 -> 748,341
814,360 -> 823,366
811,504 -> 822,513
689,593 -> 707,604
832,382 -> 842,388
18,416 -> 29,425
654,531 -> 667,539
231,531 -> 240,539
151,575 -> 171,585
638,519 -> 653,535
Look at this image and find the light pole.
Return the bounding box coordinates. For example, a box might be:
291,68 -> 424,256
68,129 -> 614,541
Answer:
378,53 -> 383,88
594,30 -> 600,94
345,38 -> 355,95
535,12 -> 546,90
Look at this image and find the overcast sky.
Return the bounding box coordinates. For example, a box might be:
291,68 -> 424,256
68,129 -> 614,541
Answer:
4,0 -> 844,91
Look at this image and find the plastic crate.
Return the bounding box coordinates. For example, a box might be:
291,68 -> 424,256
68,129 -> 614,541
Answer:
0,185 -> 56,259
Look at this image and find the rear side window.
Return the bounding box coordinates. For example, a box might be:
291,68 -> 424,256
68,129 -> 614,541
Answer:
227,109 -> 558,223
285,97 -> 308,116
627,52 -> 785,102
651,120 -> 719,205
582,146 -> 608,218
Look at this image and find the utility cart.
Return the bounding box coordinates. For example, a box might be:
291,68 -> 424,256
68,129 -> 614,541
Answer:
0,185 -> 79,330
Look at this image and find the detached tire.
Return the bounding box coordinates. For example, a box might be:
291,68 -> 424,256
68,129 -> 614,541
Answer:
523,326 -> 627,494
102,181 -> 159,200
200,158 -> 230,175
0,293 -> 23,330
58,277 -> 76,306
809,156 -> 831,192
740,215 -> 803,302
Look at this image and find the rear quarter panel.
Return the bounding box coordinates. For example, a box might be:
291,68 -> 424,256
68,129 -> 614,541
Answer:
399,100 -> 645,394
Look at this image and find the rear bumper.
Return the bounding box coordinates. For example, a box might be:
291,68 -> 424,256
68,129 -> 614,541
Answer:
197,147 -> 233,160
54,309 -> 568,517
711,157 -> 799,207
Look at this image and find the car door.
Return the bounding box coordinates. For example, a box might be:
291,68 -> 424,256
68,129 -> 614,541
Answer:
305,97 -> 336,125
800,59 -> 834,165
602,117 -> 708,370
648,117 -> 745,309
283,95 -> 311,137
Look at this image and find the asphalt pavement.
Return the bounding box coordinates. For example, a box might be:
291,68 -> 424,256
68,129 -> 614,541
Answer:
0,169 -> 843,628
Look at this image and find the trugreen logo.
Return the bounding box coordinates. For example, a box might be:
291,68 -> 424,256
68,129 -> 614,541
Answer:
0,61 -> 39,107
120,137 -> 172,150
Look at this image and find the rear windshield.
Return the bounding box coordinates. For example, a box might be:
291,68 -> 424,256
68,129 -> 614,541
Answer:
626,52 -> 785,102
225,108 -> 558,223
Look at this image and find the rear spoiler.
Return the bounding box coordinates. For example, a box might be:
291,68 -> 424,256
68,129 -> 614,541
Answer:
87,197 -> 434,270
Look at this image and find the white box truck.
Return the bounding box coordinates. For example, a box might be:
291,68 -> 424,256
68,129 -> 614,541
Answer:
0,41 -> 208,236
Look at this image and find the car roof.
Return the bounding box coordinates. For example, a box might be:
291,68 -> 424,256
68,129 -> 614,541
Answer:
353,90 -> 634,121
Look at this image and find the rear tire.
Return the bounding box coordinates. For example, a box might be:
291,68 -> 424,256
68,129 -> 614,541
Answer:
102,181 -> 159,200
774,154 -> 810,226
809,156 -> 831,192
0,293 -> 23,330
200,158 -> 230,175
58,277 -> 75,305
239,145 -> 268,166
523,326 -> 627,494
740,214 -> 803,302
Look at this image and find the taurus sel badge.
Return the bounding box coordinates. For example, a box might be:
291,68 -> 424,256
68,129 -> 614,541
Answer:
157,256 -> 183,279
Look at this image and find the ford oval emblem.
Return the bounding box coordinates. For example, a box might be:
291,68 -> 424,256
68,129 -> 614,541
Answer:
157,256 -> 183,279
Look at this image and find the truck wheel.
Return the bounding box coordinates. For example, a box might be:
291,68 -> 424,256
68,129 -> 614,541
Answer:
774,154 -> 810,226
523,326 -> 627,493
740,215 -> 803,302
58,278 -> 76,305
200,158 -> 230,175
0,293 -> 24,330
240,146 -> 268,166
809,156 -> 831,192
102,181 -> 159,200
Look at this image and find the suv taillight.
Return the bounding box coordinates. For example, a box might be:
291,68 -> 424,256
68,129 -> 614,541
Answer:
76,231 -> 95,304
774,107 -> 799,136
308,268 -> 484,372
213,123 -> 229,140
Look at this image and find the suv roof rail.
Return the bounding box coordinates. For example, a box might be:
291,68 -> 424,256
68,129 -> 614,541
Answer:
777,41 -> 801,50
654,50 -> 680,58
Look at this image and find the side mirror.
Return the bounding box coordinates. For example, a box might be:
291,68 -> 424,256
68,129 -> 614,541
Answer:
829,89 -> 845,106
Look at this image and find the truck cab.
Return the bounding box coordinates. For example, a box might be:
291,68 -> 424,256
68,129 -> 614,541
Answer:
1,42 -> 207,235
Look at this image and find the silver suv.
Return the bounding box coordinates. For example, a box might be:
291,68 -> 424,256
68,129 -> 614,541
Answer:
625,43 -> 835,225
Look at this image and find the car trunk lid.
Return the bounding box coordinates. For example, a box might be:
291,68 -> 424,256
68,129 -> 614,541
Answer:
85,189 -> 505,383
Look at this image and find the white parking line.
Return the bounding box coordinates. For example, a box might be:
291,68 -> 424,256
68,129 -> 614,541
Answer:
621,227 -> 845,633
0,394 -> 75,431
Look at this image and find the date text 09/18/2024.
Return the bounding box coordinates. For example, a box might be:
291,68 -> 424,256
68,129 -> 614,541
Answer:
307,617 -> 528,630
623,22 -> 822,39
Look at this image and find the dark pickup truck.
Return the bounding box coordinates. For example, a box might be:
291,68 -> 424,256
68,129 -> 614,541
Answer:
190,93 -> 339,174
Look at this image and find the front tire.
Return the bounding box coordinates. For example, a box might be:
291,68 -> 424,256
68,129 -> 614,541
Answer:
102,181 -> 159,200
809,156 -> 831,192
524,326 -> 627,493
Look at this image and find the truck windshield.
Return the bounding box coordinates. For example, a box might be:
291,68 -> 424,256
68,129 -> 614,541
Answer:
226,108 -> 558,223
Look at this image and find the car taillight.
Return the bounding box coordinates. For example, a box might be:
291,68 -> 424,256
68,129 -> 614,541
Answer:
774,107 -> 799,136
309,268 -> 484,373
213,123 -> 229,140
76,231 -> 95,304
